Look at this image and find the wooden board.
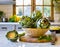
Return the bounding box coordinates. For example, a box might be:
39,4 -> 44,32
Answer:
55,36 -> 60,45
19,36 -> 51,43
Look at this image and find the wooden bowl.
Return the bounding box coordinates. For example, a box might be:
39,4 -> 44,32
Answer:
23,28 -> 49,37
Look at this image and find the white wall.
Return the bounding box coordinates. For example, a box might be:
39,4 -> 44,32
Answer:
0,5 -> 13,19
0,0 -> 13,19
54,13 -> 60,22
0,0 -> 13,1
54,6 -> 60,22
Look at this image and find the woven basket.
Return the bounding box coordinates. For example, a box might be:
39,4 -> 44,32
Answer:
23,28 -> 49,37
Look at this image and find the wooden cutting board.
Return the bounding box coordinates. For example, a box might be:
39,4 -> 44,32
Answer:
55,36 -> 60,45
19,36 -> 51,43
19,34 -> 60,45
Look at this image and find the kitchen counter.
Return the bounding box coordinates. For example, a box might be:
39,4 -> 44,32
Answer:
0,22 -> 19,25
0,22 -> 60,25
0,30 -> 60,47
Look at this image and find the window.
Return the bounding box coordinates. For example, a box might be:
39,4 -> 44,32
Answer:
16,0 -> 54,21
36,0 -> 54,21
16,0 -> 31,16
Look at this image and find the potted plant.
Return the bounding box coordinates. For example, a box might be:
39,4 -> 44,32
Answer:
20,10 -> 50,37
0,11 -> 5,22
0,11 -> 4,18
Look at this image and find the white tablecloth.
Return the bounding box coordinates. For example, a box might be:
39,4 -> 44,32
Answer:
0,31 -> 60,47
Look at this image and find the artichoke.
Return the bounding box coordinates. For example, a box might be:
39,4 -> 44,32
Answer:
40,18 -> 50,28
6,30 -> 18,42
20,16 -> 37,28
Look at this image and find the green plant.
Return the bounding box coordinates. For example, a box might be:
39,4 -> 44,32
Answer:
18,33 -> 25,37
20,16 -> 37,28
38,35 -> 52,41
20,10 -> 42,28
31,10 -> 42,22
0,11 -> 4,18
20,10 -> 50,28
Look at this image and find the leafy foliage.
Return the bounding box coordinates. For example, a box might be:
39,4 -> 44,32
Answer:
38,35 -> 52,41
31,10 -> 42,22
20,10 -> 42,28
18,33 -> 25,37
0,11 -> 4,18
20,16 -> 37,28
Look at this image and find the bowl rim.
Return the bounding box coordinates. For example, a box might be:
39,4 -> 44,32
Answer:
22,28 -> 49,29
